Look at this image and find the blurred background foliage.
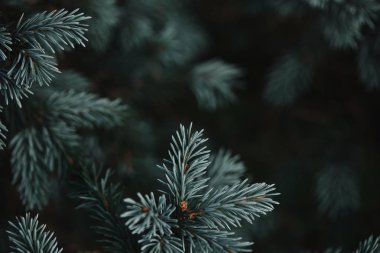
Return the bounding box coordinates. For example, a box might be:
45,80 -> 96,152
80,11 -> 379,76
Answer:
1,0 -> 380,252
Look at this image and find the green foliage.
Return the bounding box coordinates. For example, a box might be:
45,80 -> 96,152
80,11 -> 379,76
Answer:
207,149 -> 246,187
11,123 -> 80,209
156,17 -> 207,66
264,53 -> 314,105
120,0 -> 198,53
7,48 -> 59,89
124,193 -> 177,238
119,1 -> 155,50
15,9 -> 90,53
305,235 -> 379,253
78,0 -> 120,51
263,0 -> 380,103
1,1 -> 379,253
139,235 -> 183,253
7,213 -> 62,253
315,164 -> 360,219
317,0 -> 380,49
191,60 -> 242,110
158,124 -> 210,205
197,180 -> 277,229
354,235 -> 379,253
121,124 -> 279,252
0,9 -> 90,106
46,90 -> 127,128
0,27 -> 12,61
0,106 -> 6,150
6,71 -> 128,209
44,70 -> 91,92
72,165 -> 133,253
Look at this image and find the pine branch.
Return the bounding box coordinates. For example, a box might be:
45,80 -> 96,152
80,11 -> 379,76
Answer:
122,193 -> 177,238
7,213 -> 62,253
0,26 -> 12,60
41,70 -> 91,92
139,234 -> 183,253
319,0 -> 380,49
123,124 -> 279,252
182,225 -> 252,253
80,0 -> 120,51
15,8 -> 90,53
0,9 -> 90,107
264,52 -> 314,106
304,235 -> 379,253
1,67 -> 33,107
72,166 -> 134,253
191,59 -> 242,110
196,180 -> 279,229
353,235 -> 379,253
0,106 -> 7,150
7,48 -> 59,87
207,149 -> 246,188
120,0 -> 181,51
46,90 -> 128,128
10,123 -> 80,209
158,123 -> 210,205
157,16 -> 207,66
315,164 -> 360,219
6,70 -> 128,209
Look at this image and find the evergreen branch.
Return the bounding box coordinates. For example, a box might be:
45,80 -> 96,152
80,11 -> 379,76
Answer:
72,166 -> 134,253
46,90 -> 128,128
353,235 -> 379,253
0,106 -> 6,150
124,124 -> 279,252
122,193 -> 177,238
139,234 -> 183,253
183,225 -> 252,253
8,77 -> 127,209
7,213 -> 62,253
304,235 -> 379,253
0,26 -> 12,60
207,149 -> 246,188
7,48 -> 59,87
320,0 -> 380,49
10,123 -> 80,209
16,9 -> 90,53
34,70 -> 91,95
191,59 -> 242,110
316,165 -> 360,218
196,180 -> 279,229
119,12 -> 154,50
158,123 -> 210,205
157,17 -> 207,66
0,69 -> 33,107
11,128 -> 54,210
0,9 -> 90,107
264,52 -> 313,106
82,0 -> 120,51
